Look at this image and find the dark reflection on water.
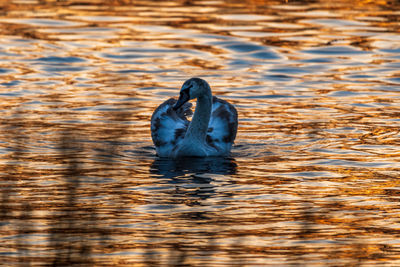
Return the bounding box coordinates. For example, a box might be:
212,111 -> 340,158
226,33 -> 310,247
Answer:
151,157 -> 237,178
48,129 -> 103,266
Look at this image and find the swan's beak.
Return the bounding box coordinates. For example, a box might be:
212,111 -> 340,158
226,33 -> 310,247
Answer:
173,91 -> 190,110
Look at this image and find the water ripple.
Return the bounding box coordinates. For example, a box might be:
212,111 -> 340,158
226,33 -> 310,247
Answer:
0,1 -> 399,266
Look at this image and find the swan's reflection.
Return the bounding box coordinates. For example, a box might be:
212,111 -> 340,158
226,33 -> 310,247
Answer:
150,156 -> 237,201
147,158 -> 238,262
150,156 -> 237,179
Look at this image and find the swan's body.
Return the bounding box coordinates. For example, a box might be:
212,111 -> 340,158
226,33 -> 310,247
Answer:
151,78 -> 238,158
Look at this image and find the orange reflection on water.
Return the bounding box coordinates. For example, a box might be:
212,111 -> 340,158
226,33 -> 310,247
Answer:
0,0 -> 400,266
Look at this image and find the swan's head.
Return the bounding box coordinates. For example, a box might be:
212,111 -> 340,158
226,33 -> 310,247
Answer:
173,77 -> 211,110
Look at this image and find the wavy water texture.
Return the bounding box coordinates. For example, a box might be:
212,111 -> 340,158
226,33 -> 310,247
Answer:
0,0 -> 399,266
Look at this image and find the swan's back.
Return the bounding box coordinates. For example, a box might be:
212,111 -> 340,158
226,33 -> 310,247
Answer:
150,98 -> 192,157
206,96 -> 238,155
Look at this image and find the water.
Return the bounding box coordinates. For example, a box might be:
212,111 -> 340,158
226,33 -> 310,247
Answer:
1,0 -> 400,266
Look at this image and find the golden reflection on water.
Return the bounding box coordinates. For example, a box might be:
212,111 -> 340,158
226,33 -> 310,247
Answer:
0,0 -> 400,265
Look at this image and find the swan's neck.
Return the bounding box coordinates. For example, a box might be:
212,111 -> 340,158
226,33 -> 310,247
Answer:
185,93 -> 212,142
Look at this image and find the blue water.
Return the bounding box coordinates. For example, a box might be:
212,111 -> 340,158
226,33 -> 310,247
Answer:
0,0 -> 400,266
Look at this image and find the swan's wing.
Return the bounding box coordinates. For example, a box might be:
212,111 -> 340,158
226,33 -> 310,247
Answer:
151,98 -> 192,157
207,96 -> 238,153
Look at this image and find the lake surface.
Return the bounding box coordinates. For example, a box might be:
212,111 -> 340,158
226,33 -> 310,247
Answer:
0,0 -> 400,266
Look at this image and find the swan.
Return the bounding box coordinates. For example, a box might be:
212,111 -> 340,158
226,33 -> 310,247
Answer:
151,77 -> 238,158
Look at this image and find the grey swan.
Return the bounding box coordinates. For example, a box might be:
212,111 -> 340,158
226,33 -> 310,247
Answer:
151,77 -> 238,157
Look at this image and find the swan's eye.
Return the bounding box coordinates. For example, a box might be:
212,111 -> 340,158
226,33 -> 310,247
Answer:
181,84 -> 192,96
183,84 -> 192,91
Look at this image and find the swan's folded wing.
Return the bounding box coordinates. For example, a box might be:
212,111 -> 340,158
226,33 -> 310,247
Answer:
151,98 -> 192,157
207,96 -> 238,153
